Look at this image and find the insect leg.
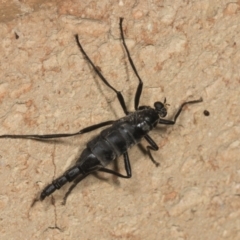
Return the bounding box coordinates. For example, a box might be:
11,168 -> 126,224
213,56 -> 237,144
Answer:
0,120 -> 114,140
144,134 -> 160,167
75,35 -> 129,115
63,152 -> 132,204
98,151 -> 132,178
159,98 -> 203,125
62,173 -> 90,205
119,18 -> 143,110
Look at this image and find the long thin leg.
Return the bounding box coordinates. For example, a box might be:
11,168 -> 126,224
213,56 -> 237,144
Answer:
119,18 -> 143,110
63,152 -> 131,204
144,134 -> 160,167
62,173 -> 90,205
98,151 -> 132,178
159,98 -> 203,125
0,120 -> 114,140
75,35 -> 129,115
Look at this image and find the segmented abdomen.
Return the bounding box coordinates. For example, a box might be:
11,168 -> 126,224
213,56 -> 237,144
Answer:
87,121 -> 142,167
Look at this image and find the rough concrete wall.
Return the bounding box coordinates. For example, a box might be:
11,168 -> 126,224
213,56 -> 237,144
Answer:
0,0 -> 239,239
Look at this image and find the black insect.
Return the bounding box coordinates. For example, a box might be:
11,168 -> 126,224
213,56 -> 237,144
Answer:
0,18 -> 202,204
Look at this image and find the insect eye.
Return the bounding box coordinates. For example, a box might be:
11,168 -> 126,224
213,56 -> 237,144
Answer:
154,102 -> 164,110
154,102 -> 167,117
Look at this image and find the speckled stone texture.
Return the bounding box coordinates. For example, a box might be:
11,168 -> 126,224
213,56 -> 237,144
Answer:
0,1 -> 239,239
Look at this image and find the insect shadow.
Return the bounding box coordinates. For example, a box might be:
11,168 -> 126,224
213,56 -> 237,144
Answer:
0,18 -> 202,205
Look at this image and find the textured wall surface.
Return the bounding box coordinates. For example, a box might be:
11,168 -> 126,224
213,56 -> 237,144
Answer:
0,1 -> 239,239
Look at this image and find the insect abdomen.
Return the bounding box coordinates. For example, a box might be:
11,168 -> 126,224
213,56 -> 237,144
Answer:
87,122 -> 142,167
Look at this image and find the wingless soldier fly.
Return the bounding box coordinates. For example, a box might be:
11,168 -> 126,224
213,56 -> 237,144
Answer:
0,18 -> 202,204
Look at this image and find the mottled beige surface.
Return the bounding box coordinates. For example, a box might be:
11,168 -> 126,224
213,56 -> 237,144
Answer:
0,1 -> 239,239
